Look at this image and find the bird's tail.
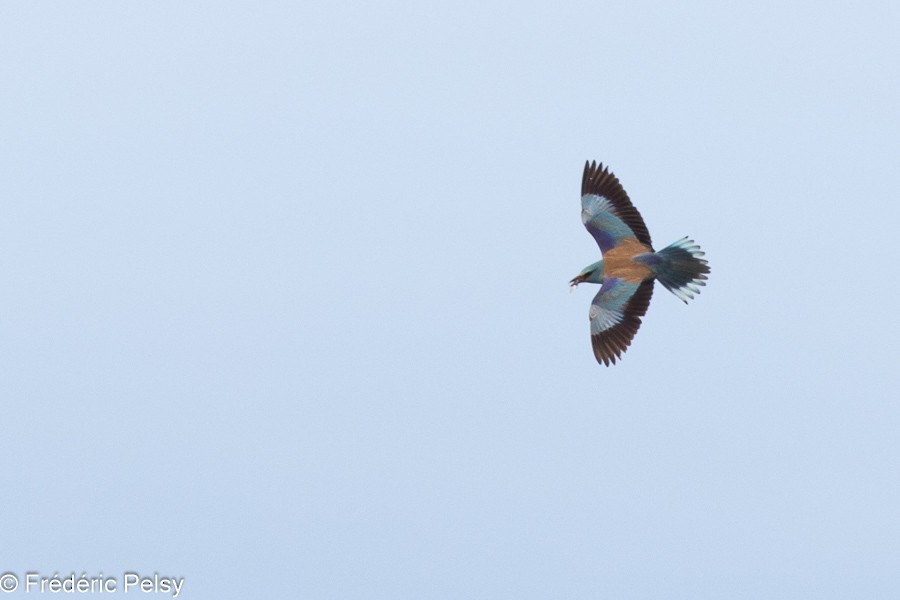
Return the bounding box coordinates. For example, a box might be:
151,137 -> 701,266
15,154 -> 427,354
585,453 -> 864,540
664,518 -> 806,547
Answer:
641,237 -> 710,303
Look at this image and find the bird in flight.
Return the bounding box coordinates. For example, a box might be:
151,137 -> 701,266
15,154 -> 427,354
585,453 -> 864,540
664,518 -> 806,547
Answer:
570,161 -> 710,365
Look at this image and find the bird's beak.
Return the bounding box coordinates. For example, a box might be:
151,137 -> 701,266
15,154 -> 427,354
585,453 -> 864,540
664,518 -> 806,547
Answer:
569,275 -> 583,291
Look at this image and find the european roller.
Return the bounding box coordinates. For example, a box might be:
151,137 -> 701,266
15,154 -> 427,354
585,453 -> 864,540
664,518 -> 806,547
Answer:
570,161 -> 710,366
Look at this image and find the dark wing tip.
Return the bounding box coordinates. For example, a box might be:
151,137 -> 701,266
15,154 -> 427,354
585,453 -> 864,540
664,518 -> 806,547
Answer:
581,160 -> 609,197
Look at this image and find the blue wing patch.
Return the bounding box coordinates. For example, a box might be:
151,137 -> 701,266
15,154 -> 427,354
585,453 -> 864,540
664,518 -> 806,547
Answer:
582,194 -> 641,252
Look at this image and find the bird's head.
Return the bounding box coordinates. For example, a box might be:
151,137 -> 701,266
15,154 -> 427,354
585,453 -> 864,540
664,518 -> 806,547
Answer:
569,260 -> 604,290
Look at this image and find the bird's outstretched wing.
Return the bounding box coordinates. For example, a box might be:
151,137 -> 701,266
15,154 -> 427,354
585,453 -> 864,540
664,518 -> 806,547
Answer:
589,278 -> 655,366
581,161 -> 653,252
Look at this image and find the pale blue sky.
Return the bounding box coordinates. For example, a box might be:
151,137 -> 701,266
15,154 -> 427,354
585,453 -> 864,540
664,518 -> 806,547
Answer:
2,1 -> 899,598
